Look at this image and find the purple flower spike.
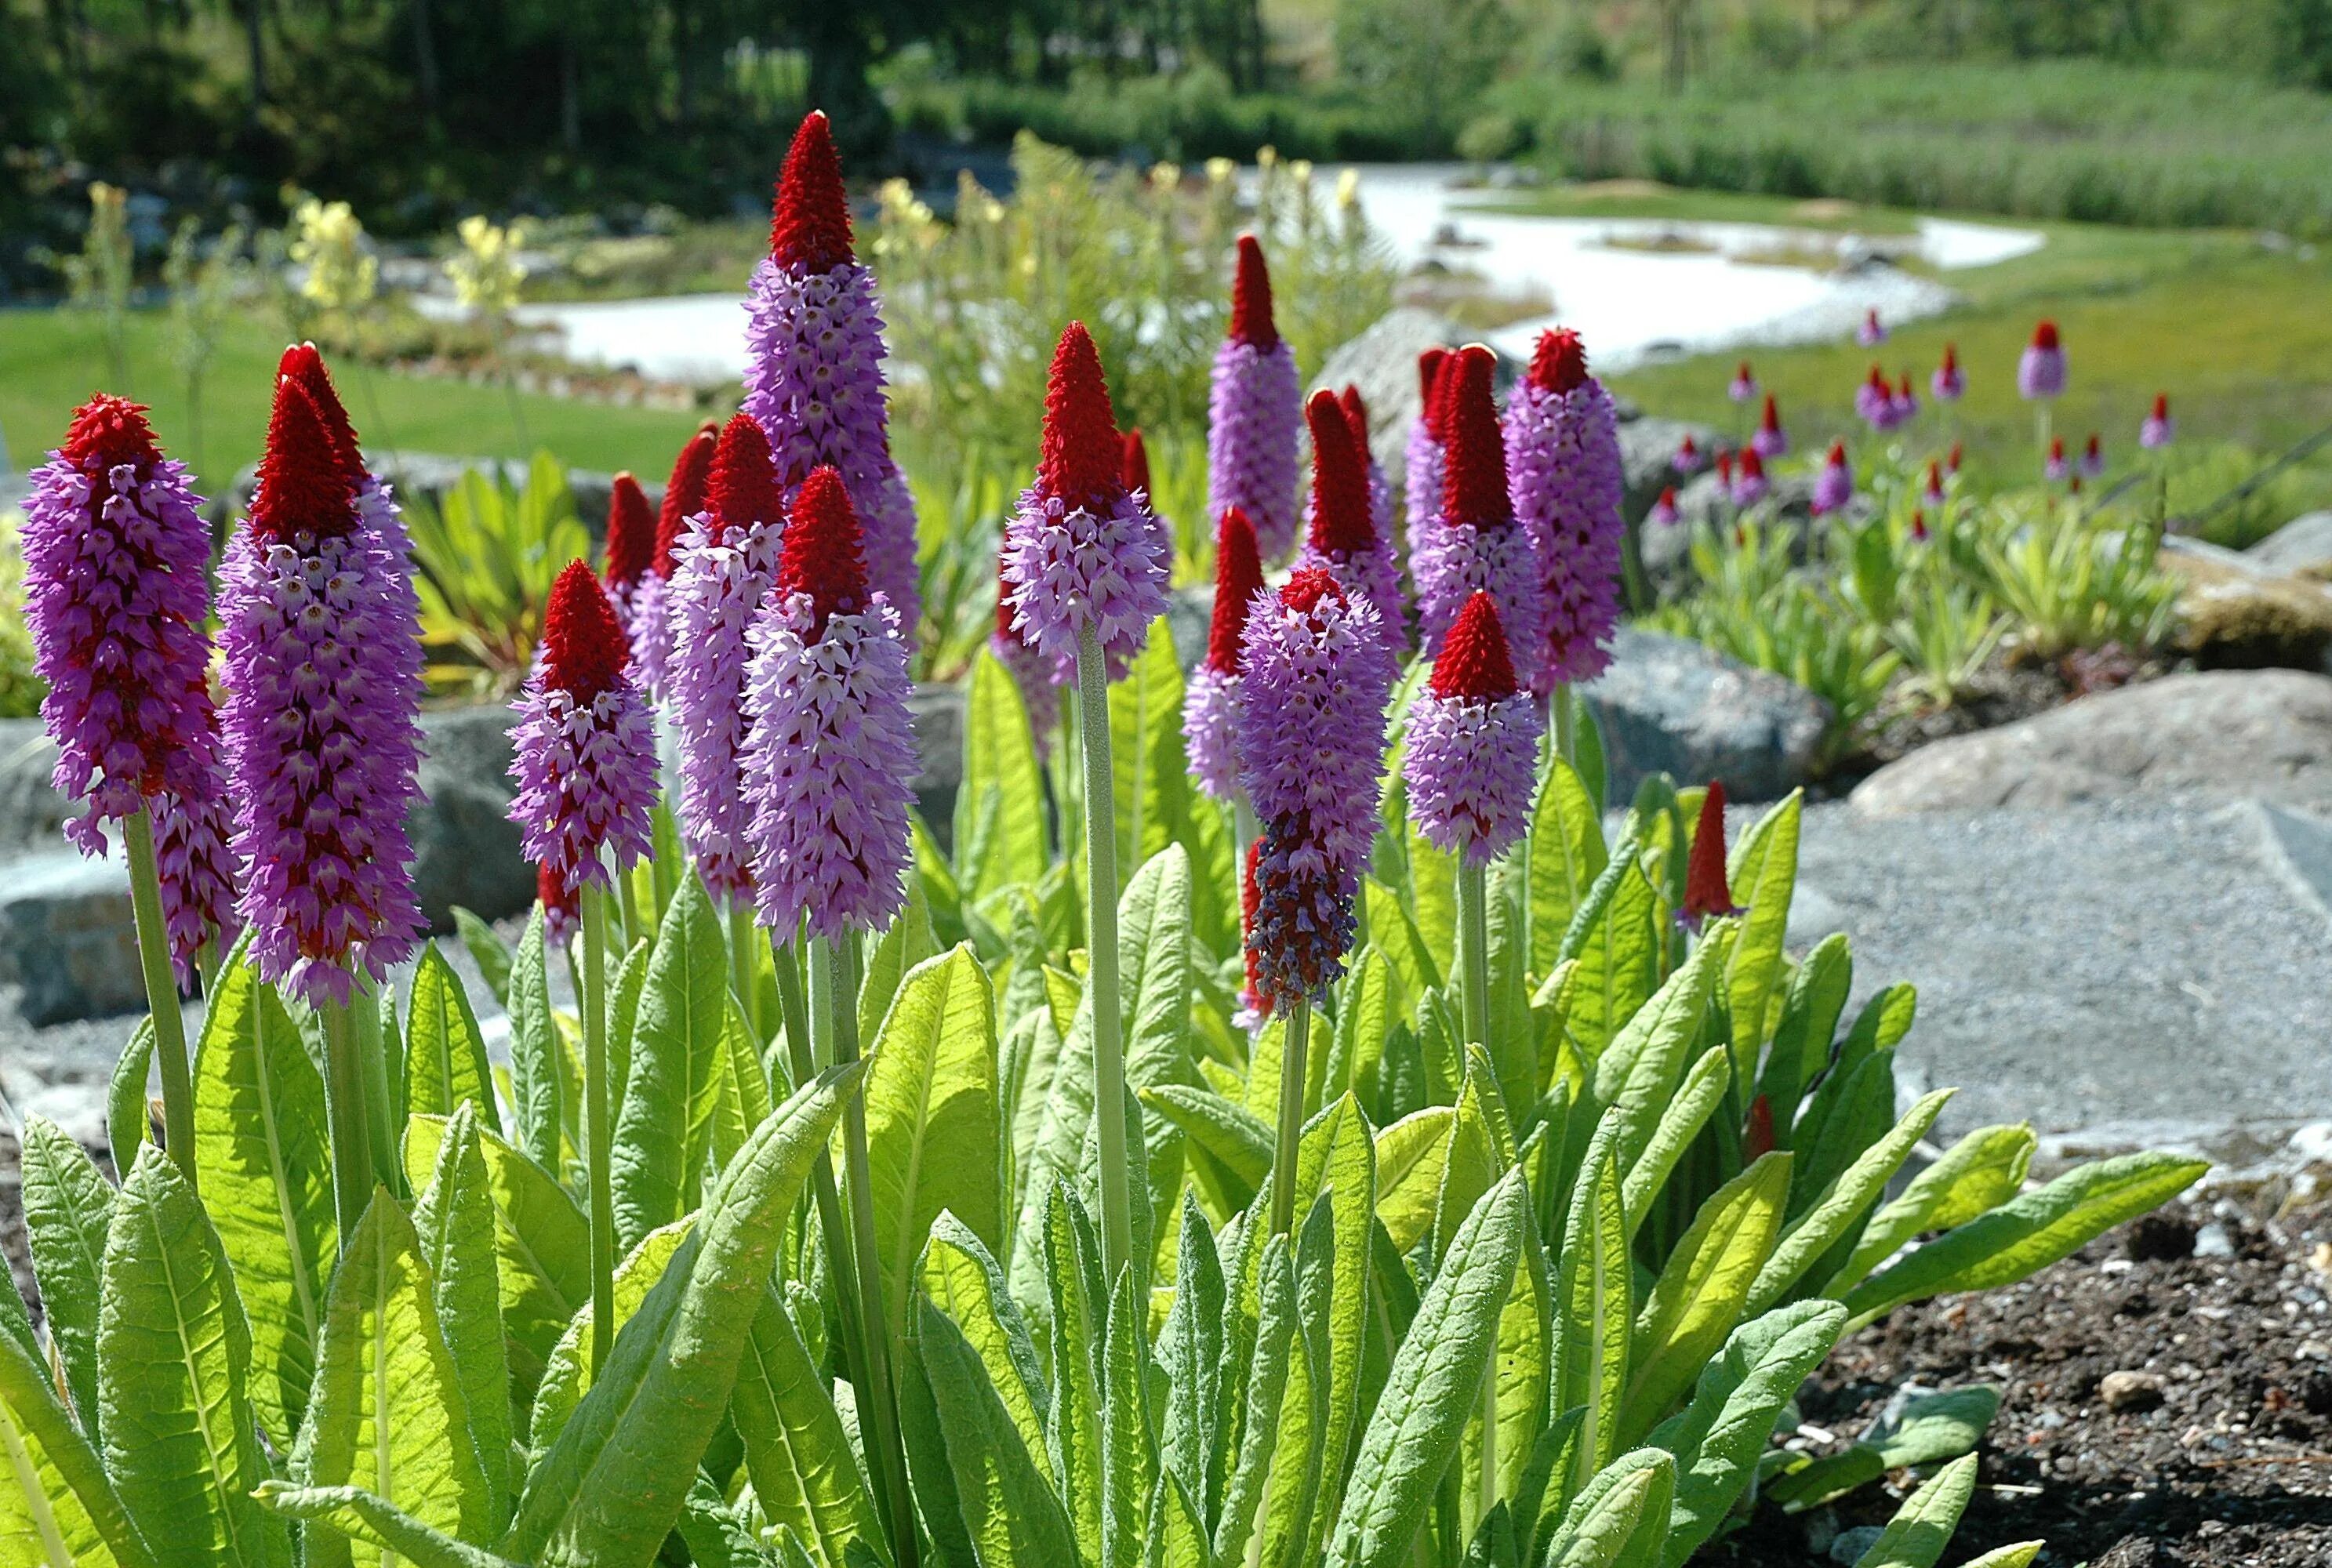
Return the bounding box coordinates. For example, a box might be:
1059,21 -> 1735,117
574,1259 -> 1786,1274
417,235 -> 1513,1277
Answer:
1299,390 -> 1403,633
742,111 -> 921,639
2019,321 -> 2067,401
23,395 -> 229,865
1404,348 -> 1451,541
1932,343 -> 1964,402
2080,434 -> 2106,480
634,423 -> 719,700
1855,365 -> 1898,431
1857,308 -> 1887,348
1733,447 -> 1771,509
1208,236 -> 1304,561
1002,322 -> 1171,678
1811,442 -> 1854,516
1405,592 -> 1542,864
509,561 -> 658,898
671,413 -> 787,902
1237,569 -> 1395,1010
601,471 -> 656,633
2141,393 -> 2174,450
1182,507 -> 1266,804
1506,328 -> 1624,687
1413,344 -> 1551,693
744,466 -> 917,940
220,369 -> 424,1004
990,554 -> 1059,736
1729,360 -> 1758,402
1751,394 -> 1789,459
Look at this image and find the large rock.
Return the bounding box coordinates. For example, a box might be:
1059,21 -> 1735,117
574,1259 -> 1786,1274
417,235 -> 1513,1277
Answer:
2160,545 -> 2332,670
1851,670 -> 2332,815
2246,511 -> 2332,579
1579,628 -> 1830,804
0,853 -> 143,1025
409,704 -> 532,930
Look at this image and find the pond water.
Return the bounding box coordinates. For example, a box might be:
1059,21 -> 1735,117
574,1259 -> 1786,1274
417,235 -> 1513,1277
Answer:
508,164 -> 2045,386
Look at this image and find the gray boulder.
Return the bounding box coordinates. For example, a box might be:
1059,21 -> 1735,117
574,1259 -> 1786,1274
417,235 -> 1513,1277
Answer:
0,853 -> 144,1026
1579,628 -> 1830,805
1618,417 -> 1720,526
409,704 -> 532,930
2245,511 -> 2332,578
1851,669 -> 2332,815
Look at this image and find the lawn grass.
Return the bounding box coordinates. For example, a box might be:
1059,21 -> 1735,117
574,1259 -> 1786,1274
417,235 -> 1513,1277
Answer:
1462,181 -> 1923,235
0,307 -> 707,499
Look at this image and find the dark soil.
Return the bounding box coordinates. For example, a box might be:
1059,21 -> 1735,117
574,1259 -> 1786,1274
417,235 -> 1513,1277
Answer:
1709,1201 -> 2332,1566
1854,644 -> 2167,775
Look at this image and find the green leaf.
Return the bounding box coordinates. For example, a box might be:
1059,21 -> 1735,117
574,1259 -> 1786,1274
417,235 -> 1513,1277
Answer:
918,1215 -> 1052,1485
187,953 -> 336,1450
18,1118 -> 114,1443
1745,1088 -> 1953,1318
107,1020 -> 154,1174
1723,794 -> 1800,1059
1043,1185 -> 1107,1565
1592,937 -> 1723,1187
412,1104 -> 514,1528
407,944 -> 503,1134
1560,862 -> 1660,1064
910,1290 -> 1084,1568
958,649 -> 1051,901
605,939 -> 652,1131
1528,758 -> 1609,982
1373,1105 -> 1455,1257
96,1149 -> 289,1568
1156,1196 -> 1225,1526
507,905 -> 564,1171
1954,1545 -> 2043,1568
501,1062 -> 863,1568
1099,1269 -> 1158,1568
1844,1152 -> 2207,1323
1324,1168 -> 1530,1568
1538,1448 -> 1673,1568
1623,1152 -> 1792,1444
732,1288 -> 887,1568
1756,934 -> 1850,1119
1647,1301 -> 1847,1566
452,909 -> 516,1010
1554,1111 -> 1629,1480
1618,1048 -> 1729,1242
1827,1125 -> 2036,1298
526,1219 -> 693,1459
859,881 -> 939,1047
1364,878 -> 1441,998
0,1323 -> 161,1568
612,875 -> 728,1250
253,1483 -> 521,1568
1849,1454 -> 1978,1568
1213,1233 -> 1298,1567
297,1191 -> 492,1568
865,946 -> 1002,1349
402,1115 -> 590,1398
1140,1085 -> 1273,1200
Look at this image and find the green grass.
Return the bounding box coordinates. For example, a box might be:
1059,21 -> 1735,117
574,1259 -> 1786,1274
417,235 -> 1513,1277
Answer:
0,307 -> 706,498
1461,182 -> 1923,235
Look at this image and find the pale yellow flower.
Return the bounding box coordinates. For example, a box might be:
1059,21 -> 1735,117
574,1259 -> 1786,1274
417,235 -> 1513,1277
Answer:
290,197 -> 378,311
447,215 -> 523,316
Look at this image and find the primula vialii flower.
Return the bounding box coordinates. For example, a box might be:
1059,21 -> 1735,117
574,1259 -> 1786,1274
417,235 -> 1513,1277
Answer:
1208,234 -> 1303,561
742,111 -> 921,635
633,420 -> 718,699
1752,394 -> 1789,459
220,370 -> 425,1002
1857,307 -> 1887,347
670,412 -> 787,901
1729,360 -> 1757,402
1856,364 -> 1898,431
2020,320 -> 2067,401
1505,326 -> 1623,687
1297,390 -> 1401,633
1182,506 -> 1266,804
1001,321 -> 1171,678
508,561 -> 657,898
1932,342 -> 1965,401
1404,592 -> 1542,865
1812,442 -> 1854,516
1732,446 -> 1770,508
601,470 -> 656,632
743,466 -> 917,941
1923,460 -> 1947,506
24,395 -> 240,981
1236,568 -> 1395,1011
1337,386 -> 1397,561
2141,393 -> 2174,449
1412,344 -> 1549,692
281,342 -> 414,564
2045,437 -> 2069,482
1673,433 -> 1701,474
1681,781 -> 1741,932
1893,374 -> 1920,425
2080,434 -> 2106,480
1404,347 -> 1451,539
1650,487 -> 1680,527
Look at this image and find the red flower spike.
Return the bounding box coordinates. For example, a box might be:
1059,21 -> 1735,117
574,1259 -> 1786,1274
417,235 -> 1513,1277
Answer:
1229,234 -> 1278,350
1528,327 -> 1589,395
1743,1094 -> 1775,1160
1338,385 -> 1371,452
277,343 -> 365,481
775,466 -> 870,641
1739,447 -> 1766,482
1942,343 -> 1959,373
603,472 -> 656,588
1418,348 -> 1451,440
60,394 -> 162,471
1716,450 -> 1734,483
1679,434 -> 1698,459
2152,392 -> 2170,421
1866,363 -> 1889,395
1121,428 -> 1152,496
1205,506 -> 1266,674
707,413 -> 783,546
1241,836 -> 1263,1000
653,421 -> 720,577
2032,319 -> 2060,350
543,558 -> 630,701
1683,780 -> 1738,926
1037,322 -> 1123,513
1305,390 -> 1375,556
250,377 -> 357,544
2050,436 -> 2066,462
538,862 -> 577,923
1431,590 -> 1518,702
770,110 -> 854,271
2085,434 -> 2101,459
1898,373 -> 1914,400
1949,442 -> 1963,472
1657,485 -> 1678,510
1912,509 -> 1929,541
1279,564 -> 1346,617
1760,394 -> 1781,433
1439,345 -> 1510,528
1825,441 -> 1847,467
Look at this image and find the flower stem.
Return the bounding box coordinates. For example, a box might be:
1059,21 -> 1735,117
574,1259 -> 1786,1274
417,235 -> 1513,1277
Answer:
1551,682 -> 1575,768
615,864 -> 646,953
1458,855 -> 1490,1053
1270,995 -> 1311,1237
1075,624 -> 1135,1286
820,933 -> 918,1568
123,806 -> 196,1189
356,982 -> 400,1196
775,932 -> 871,1382
580,884 -> 615,1370
318,996 -> 370,1250
728,899 -> 761,1042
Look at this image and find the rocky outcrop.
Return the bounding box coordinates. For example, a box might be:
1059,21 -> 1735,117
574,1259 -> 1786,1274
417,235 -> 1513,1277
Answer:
1579,627 -> 1831,805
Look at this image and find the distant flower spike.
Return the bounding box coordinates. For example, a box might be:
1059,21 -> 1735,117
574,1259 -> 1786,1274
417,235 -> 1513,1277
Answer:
1506,327 -> 1623,687
1932,342 -> 1964,401
1812,442 -> 1854,516
1650,486 -> 1680,527
1732,446 -> 1769,507
1414,344 -> 1550,690
1208,234 -> 1302,558
1183,506 -> 1264,802
509,561 -> 657,897
1681,781 -> 1741,931
1729,361 -> 1757,402
1404,591 -> 1542,863
2019,320 -> 2067,401
1298,390 -> 1402,631
1752,394 -> 1788,458
2140,392 -> 2174,450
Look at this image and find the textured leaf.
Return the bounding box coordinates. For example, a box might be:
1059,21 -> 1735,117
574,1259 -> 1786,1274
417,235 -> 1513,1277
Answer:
1538,1448 -> 1673,1568
732,1288 -> 886,1568
502,1063 -> 862,1568
253,1484 -> 520,1568
1043,1185 -> 1107,1565
452,908 -> 517,1010
187,953 -> 336,1450
1828,1125 -> 2036,1298
1373,1106 -> 1456,1256
1140,1086 -> 1272,1195
1849,1454 -> 1977,1568
605,938 -> 652,1131
507,906 -> 564,1171
1593,938 -> 1722,1185
1555,1110 -> 1630,1479
1624,1153 -> 1792,1443
1528,758 -> 1608,982
1213,1234 -> 1298,1567
0,1323 -> 158,1568
1557,860 -> 1658,1063
18,1118 -> 114,1443
1745,1090 -> 1952,1317
1156,1195 -> 1224,1526
411,1103 -> 513,1527
1723,793 -> 1800,1058
107,1019 -> 154,1174
957,649 -> 1050,901
1099,1269 -> 1157,1568
612,875 -> 728,1249
525,1219 -> 693,1459
1756,934 -> 1850,1119
911,1292 -> 1083,1568
96,1150 -> 288,1568
918,1215 -> 1052,1486
865,946 -> 1001,1349
407,944 -> 503,1134
297,1191 -> 492,1568
859,880 -> 939,1047
1618,1048 -> 1729,1241
1324,1169 -> 1529,1568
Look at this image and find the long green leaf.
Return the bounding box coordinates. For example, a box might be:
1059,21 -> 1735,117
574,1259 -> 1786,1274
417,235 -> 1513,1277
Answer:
1622,1153 -> 1792,1444
1538,1448 -> 1673,1568
732,1288 -> 887,1568
612,875 -> 728,1249
412,1103 -> 514,1527
525,1220 -> 692,1459
1155,1194 -> 1225,1526
1099,1269 -> 1158,1568
958,650 -> 1050,901
0,1325 -> 160,1568
1723,793 -> 1800,1058
507,904 -> 564,1172
1826,1124 -> 2036,1298
18,1118 -> 114,1443
107,1020 -> 154,1174
1528,757 -> 1609,981
1850,1454 -> 1978,1568
1213,1234 -> 1298,1567
917,1215 -> 1052,1486
1617,1048 -> 1729,1241
1555,1111 -> 1629,1479
1744,1090 -> 1952,1317
253,1484 -> 521,1568
911,1292 -> 1083,1568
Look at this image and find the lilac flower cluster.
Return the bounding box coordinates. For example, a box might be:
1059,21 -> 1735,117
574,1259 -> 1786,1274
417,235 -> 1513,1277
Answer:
151,791 -> 242,986
1207,236 -> 1303,561
1296,391 -> 1403,637
2020,321 -> 2068,400
1505,328 -> 1623,686
508,561 -> 658,895
1182,506 -> 1265,804
1413,345 -> 1551,693
1404,592 -> 1542,864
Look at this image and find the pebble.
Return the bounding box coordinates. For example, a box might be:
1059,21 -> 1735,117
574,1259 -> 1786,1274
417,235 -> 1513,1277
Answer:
2195,1221 -> 2236,1258
2101,1370 -> 2168,1413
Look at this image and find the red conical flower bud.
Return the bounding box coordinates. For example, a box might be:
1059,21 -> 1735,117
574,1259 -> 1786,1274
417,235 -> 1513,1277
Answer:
653,420 -> 719,577
1743,1094 -> 1775,1160
1439,345 -> 1509,528
774,465 -> 870,641
1760,394 -> 1782,433
770,110 -> 854,271
1037,321 -> 1123,513
1418,347 -> 1452,440
1306,390 -> 1375,556
1230,234 -> 1278,350
1338,384 -> 1370,452
707,413 -> 783,545
1528,328 -> 1589,395
60,393 -> 162,470
2032,319 -> 2060,350
543,558 -> 630,701
277,343 -> 365,482
2152,391 -> 2170,421
1683,780 -> 1739,927
1279,564 -> 1346,617
1204,506 -> 1265,674
1430,590 -> 1517,702
604,472 -> 655,588
250,377 -> 357,543
1121,427 -> 1152,495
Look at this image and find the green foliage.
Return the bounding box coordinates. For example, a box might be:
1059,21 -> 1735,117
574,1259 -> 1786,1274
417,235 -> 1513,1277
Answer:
0,509 -> 42,720
403,452 -> 593,698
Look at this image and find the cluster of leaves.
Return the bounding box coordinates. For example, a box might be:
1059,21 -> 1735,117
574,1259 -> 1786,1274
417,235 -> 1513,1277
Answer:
403,452 -> 592,698
0,613 -> 2205,1568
